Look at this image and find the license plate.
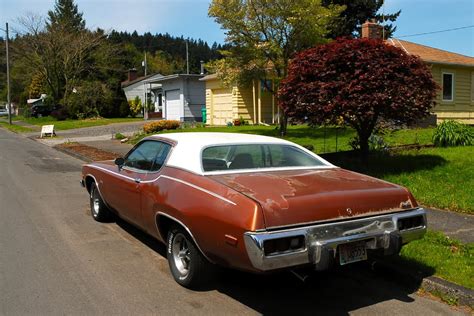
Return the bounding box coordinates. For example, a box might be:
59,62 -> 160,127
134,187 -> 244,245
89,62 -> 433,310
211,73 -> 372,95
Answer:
339,241 -> 367,265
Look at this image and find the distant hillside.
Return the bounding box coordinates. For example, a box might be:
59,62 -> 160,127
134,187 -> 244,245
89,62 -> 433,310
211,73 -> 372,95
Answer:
108,31 -> 228,75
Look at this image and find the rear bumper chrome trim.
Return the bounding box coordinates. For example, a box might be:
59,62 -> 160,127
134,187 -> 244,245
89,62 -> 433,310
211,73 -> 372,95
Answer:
244,208 -> 427,271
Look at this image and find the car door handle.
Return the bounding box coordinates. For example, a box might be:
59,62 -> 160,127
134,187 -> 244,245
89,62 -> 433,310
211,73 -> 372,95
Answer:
134,178 -> 141,183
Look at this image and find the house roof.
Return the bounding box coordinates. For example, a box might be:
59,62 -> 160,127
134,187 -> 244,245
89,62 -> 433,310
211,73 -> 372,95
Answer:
121,73 -> 163,88
200,74 -> 218,81
388,39 -> 474,67
147,74 -> 204,84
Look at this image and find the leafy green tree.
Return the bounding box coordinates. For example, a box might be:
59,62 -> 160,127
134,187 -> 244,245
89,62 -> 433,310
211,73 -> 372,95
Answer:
322,0 -> 400,38
28,73 -> 46,99
208,0 -> 344,135
47,0 -> 85,32
65,80 -> 113,118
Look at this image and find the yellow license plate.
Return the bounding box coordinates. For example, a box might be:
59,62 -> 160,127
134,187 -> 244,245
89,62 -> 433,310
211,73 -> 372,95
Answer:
339,241 -> 367,265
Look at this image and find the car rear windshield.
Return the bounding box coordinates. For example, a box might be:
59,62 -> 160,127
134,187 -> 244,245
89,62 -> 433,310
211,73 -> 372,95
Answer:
202,144 -> 325,172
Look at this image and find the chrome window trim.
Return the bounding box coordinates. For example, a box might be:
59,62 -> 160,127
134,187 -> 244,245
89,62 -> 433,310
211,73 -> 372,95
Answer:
123,140 -> 173,173
199,142 -> 334,175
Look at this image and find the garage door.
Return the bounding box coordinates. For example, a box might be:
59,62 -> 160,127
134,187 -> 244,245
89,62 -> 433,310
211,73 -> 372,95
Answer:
212,88 -> 233,125
165,89 -> 181,120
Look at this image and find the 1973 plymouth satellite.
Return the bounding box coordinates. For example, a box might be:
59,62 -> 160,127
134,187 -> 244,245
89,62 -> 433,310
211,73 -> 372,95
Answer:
81,132 -> 427,288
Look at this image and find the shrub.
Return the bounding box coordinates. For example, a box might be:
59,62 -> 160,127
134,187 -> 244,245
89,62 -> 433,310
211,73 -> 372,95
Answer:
433,120 -> 473,147
51,106 -> 68,121
129,96 -> 142,117
233,116 -> 248,126
115,133 -> 126,140
143,120 -> 181,134
65,81 -> 113,119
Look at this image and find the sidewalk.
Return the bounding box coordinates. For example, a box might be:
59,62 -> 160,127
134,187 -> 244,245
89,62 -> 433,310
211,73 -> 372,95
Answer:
426,208 -> 473,244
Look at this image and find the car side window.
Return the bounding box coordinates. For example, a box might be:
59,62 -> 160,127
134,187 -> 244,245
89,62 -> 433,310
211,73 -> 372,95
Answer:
124,141 -> 171,172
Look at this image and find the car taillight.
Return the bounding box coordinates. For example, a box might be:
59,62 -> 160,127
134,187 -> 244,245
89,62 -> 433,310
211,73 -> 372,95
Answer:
263,236 -> 305,256
398,215 -> 424,231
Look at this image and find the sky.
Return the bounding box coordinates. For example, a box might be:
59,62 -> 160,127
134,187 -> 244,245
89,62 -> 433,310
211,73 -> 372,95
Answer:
0,0 -> 473,56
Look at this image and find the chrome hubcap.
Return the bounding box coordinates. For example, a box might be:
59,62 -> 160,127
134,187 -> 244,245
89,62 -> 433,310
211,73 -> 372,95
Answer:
92,189 -> 100,216
172,233 -> 191,276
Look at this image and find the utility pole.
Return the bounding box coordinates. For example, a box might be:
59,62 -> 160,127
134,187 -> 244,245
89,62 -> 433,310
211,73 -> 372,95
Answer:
144,51 -> 148,76
143,51 -> 148,120
6,23 -> 11,125
186,40 -> 189,74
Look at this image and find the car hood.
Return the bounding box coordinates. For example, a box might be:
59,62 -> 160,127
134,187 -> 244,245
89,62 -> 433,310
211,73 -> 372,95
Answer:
208,168 -> 417,228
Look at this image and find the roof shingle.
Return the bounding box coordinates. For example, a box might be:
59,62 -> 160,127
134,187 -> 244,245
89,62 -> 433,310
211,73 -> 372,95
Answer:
388,39 -> 474,67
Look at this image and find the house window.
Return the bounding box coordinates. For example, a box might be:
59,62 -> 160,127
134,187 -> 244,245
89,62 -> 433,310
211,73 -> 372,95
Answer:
442,73 -> 454,101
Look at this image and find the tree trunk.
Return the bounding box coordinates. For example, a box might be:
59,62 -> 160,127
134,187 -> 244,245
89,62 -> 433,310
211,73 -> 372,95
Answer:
279,112 -> 288,136
358,132 -> 370,161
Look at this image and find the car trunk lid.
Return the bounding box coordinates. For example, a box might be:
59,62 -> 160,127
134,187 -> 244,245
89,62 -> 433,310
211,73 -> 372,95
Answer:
208,168 -> 416,228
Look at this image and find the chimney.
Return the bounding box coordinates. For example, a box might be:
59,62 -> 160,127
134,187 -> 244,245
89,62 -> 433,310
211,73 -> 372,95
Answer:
361,20 -> 384,40
127,68 -> 138,81
200,61 -> 205,75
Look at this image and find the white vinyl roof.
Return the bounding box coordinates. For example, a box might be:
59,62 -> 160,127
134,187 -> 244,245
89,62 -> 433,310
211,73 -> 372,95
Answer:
147,132 -> 335,175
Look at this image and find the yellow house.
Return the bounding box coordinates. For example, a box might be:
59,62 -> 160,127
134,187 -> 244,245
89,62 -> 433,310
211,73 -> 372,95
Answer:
362,21 -> 474,124
200,74 -> 278,125
388,39 -> 474,124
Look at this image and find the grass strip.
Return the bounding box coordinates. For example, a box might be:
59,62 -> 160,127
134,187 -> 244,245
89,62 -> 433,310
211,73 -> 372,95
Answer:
395,230 -> 473,289
14,116 -> 142,131
0,121 -> 33,133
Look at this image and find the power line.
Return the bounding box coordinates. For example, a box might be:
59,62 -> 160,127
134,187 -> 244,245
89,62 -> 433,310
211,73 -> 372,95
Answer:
397,25 -> 474,38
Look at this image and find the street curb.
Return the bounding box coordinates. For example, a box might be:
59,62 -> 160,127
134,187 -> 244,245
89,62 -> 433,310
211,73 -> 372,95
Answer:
421,276 -> 473,307
372,259 -> 473,308
53,145 -> 93,163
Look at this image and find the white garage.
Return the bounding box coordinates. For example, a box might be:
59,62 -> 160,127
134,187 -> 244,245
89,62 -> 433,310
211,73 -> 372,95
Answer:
165,89 -> 182,120
149,74 -> 205,122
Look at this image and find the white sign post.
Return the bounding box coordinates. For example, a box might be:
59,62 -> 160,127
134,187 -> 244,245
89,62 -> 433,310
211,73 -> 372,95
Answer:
40,125 -> 55,138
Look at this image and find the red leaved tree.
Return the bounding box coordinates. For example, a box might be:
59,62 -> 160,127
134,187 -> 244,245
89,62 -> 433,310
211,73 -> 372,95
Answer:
279,38 -> 438,157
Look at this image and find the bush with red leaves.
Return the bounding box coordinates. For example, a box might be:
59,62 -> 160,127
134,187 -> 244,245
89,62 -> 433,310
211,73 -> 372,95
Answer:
279,38 -> 438,156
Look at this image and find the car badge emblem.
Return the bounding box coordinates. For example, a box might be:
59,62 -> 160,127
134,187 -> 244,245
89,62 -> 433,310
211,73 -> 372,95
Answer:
346,208 -> 353,215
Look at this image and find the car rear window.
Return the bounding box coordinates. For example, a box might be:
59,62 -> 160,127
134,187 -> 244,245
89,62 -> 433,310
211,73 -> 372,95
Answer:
202,144 -> 325,172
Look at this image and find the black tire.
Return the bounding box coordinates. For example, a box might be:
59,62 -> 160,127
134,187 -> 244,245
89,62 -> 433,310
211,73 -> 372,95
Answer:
89,182 -> 112,222
167,226 -> 212,289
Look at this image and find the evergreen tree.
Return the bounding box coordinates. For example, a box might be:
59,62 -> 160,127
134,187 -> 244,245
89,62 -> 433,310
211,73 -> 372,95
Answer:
47,0 -> 86,32
322,0 -> 400,39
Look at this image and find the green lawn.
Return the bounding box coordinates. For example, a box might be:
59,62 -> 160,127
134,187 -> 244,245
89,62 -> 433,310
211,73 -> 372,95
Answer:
132,125 -> 435,151
13,116 -> 142,131
328,146 -> 474,214
0,121 -> 34,133
395,230 -> 473,290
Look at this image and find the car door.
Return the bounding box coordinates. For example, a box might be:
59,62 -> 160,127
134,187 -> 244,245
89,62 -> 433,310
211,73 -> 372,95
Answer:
108,140 -> 165,225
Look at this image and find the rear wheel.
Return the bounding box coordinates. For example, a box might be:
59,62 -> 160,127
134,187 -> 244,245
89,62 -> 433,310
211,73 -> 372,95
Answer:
167,226 -> 212,289
89,182 -> 112,222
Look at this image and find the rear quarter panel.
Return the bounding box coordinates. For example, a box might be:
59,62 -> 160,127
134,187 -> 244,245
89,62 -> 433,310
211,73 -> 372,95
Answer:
145,167 -> 265,271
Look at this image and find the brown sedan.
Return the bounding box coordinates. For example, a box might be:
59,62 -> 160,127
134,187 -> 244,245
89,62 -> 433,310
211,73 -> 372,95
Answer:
81,132 -> 427,288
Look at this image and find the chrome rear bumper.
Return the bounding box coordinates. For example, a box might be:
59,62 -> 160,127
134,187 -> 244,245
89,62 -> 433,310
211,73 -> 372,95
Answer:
243,208 -> 426,271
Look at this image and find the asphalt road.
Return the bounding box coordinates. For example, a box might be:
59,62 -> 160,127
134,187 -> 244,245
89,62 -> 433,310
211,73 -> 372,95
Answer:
0,128 -> 465,315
